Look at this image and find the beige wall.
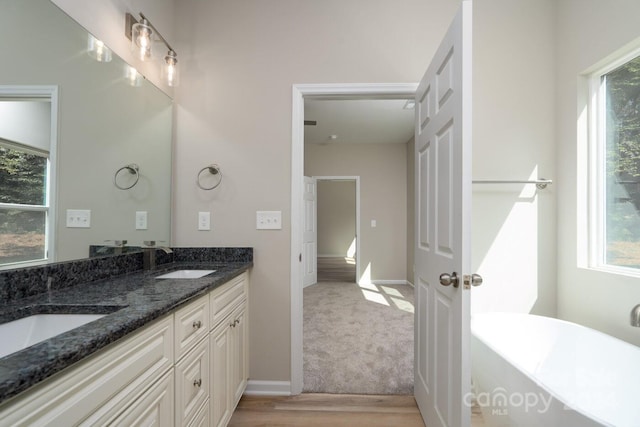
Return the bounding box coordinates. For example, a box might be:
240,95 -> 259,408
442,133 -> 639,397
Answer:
306,143 -> 407,282
316,180 -> 356,257
556,0 -> 640,346
173,0 -> 458,383
470,0 -> 557,317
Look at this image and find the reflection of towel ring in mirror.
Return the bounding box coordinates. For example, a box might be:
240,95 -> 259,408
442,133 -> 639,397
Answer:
114,163 -> 140,190
197,164 -> 222,190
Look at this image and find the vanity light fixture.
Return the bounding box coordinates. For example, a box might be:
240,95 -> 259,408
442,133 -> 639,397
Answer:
87,34 -> 112,62
130,16 -> 152,61
125,12 -> 179,87
162,50 -> 179,87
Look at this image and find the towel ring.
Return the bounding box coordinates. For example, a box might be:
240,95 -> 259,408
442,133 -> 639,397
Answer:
114,163 -> 140,190
197,164 -> 223,190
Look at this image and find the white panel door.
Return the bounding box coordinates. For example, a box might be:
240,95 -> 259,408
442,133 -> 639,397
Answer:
303,176 -> 317,287
414,2 -> 472,427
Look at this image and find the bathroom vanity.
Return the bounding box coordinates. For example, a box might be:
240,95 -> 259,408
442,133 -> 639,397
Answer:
0,248 -> 252,426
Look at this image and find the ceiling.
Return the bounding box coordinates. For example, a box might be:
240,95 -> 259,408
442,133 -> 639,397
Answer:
304,99 -> 414,145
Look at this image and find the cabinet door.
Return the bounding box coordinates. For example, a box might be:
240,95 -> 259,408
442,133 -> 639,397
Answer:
230,304 -> 248,407
210,320 -> 232,427
187,400 -> 210,427
175,337 -> 210,427
110,370 -> 174,427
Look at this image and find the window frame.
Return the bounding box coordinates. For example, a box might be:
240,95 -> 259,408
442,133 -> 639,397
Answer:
587,49 -> 640,277
0,86 -> 58,270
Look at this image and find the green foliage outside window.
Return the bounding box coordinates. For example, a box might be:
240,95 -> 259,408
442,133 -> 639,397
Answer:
605,55 -> 640,266
0,144 -> 47,264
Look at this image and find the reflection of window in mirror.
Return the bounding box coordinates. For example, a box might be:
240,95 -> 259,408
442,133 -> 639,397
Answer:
0,88 -> 57,269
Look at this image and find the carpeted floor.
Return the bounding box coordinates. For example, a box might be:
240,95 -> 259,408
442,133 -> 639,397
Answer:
303,281 -> 414,395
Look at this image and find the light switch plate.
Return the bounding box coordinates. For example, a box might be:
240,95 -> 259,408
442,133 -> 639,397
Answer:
66,209 -> 91,228
198,211 -> 211,230
136,211 -> 148,230
256,211 -> 282,230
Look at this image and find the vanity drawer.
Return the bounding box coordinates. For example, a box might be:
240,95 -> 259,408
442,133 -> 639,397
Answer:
174,294 -> 210,361
175,337 -> 210,427
210,272 -> 247,329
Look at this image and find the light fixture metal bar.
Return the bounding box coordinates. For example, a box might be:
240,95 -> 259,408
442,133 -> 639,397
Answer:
138,12 -> 174,53
125,12 -> 175,53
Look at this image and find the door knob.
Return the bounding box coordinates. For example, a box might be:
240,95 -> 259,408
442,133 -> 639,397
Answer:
439,272 -> 459,287
471,273 -> 483,287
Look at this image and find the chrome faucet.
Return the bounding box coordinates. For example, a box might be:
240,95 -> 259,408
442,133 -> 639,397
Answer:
142,241 -> 173,270
631,304 -> 640,327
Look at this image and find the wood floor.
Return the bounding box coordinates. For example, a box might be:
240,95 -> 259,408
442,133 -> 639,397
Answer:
317,256 -> 356,282
228,394 -> 426,427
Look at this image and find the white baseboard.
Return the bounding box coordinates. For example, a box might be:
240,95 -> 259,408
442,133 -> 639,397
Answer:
244,380 -> 292,396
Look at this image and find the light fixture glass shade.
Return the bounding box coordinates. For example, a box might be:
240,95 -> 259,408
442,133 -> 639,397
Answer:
125,65 -> 143,87
162,50 -> 179,87
87,34 -> 112,62
131,19 -> 152,61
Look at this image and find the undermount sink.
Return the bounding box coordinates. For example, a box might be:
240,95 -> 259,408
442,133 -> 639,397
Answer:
155,270 -> 216,279
0,314 -> 106,359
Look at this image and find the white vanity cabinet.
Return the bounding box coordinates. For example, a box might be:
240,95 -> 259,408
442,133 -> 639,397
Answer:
0,271 -> 249,427
210,272 -> 249,427
0,316 -> 174,426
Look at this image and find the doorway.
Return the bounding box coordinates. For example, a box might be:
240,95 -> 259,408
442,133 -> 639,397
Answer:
315,177 -> 359,283
291,84 -> 417,394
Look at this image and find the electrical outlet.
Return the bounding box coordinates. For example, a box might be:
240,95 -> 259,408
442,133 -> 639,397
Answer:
256,211 -> 282,230
198,211 -> 211,230
66,209 -> 91,228
136,211 -> 148,230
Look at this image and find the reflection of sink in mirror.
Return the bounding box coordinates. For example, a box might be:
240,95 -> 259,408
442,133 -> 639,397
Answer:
155,270 -> 217,279
0,314 -> 106,359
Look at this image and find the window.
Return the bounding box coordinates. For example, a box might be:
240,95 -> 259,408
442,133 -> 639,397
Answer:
0,142 -> 50,265
591,53 -> 640,272
0,91 -> 56,268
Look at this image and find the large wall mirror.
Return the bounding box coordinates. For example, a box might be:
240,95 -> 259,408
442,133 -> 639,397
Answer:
0,0 -> 172,267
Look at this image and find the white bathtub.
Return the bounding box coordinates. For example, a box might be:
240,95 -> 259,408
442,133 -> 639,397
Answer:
471,312 -> 640,427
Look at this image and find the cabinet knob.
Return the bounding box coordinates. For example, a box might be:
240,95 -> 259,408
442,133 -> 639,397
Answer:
193,378 -> 202,388
192,320 -> 202,329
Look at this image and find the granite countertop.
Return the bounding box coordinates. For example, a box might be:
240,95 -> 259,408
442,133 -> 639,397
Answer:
0,261 -> 252,405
